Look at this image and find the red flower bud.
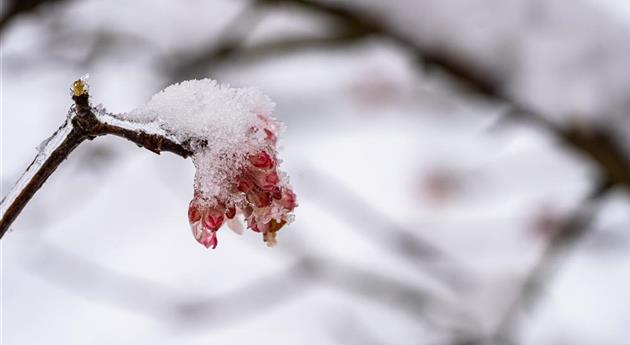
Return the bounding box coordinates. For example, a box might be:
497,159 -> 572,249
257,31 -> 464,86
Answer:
246,189 -> 272,208
188,202 -> 201,223
202,209 -> 224,231
236,177 -> 254,193
191,223 -> 218,249
271,186 -> 282,200
250,220 -> 270,233
225,205 -> 236,219
279,188 -> 297,210
249,151 -> 274,170
251,170 -> 280,191
186,111 -> 295,249
199,231 -> 218,249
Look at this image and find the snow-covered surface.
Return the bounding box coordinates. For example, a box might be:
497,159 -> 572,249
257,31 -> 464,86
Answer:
126,79 -> 275,144
127,79 -> 277,201
1,0 -> 630,344
125,79 -> 295,249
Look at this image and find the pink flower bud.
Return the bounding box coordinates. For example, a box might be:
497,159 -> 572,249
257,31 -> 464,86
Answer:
202,208 -> 225,231
249,222 -> 261,233
236,177 -> 254,193
251,170 -> 279,191
271,186 -> 282,200
225,205 -> 236,219
191,223 -> 218,249
246,189 -> 272,208
141,78 -> 298,249
198,230 -> 218,249
248,219 -> 270,233
188,202 -> 201,223
249,151 -> 274,170
279,188 -> 297,210
186,110 -> 296,249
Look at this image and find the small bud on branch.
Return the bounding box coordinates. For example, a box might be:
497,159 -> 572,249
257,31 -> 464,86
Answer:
0,77 -> 297,248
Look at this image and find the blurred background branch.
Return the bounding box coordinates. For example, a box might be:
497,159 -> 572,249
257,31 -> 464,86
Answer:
257,0 -> 630,192
492,186 -> 606,344
2,0 -> 630,344
0,0 -> 64,34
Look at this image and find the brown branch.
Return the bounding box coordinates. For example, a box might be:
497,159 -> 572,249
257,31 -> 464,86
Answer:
0,82 -> 192,238
0,126 -> 87,238
71,93 -> 192,157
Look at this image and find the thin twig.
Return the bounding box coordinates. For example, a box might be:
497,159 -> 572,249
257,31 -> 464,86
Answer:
27,240 -> 310,324
0,83 -> 192,238
300,168 -> 473,290
167,1 -> 266,83
490,186 -> 608,344
27,238 -> 447,327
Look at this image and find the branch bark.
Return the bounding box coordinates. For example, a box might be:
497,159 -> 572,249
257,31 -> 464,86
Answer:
0,82 -> 192,238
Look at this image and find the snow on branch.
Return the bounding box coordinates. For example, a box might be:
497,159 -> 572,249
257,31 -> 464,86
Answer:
0,77 -> 297,248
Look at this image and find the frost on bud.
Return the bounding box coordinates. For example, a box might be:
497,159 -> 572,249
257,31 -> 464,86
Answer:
130,79 -> 297,249
187,112 -> 298,249
249,151 -> 275,169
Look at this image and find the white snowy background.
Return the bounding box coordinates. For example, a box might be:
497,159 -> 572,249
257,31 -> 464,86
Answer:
2,0 -> 630,344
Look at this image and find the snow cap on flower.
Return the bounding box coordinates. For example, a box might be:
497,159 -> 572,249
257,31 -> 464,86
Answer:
130,78 -> 296,249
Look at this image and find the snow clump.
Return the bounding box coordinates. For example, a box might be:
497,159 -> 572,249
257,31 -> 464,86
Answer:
128,79 -> 297,249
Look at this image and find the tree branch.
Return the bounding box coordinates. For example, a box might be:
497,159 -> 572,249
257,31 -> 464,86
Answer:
0,80 -> 192,238
259,0 -> 630,192
300,168 -> 474,290
490,186 -> 607,344
167,1 -> 266,82
0,0 -> 65,34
